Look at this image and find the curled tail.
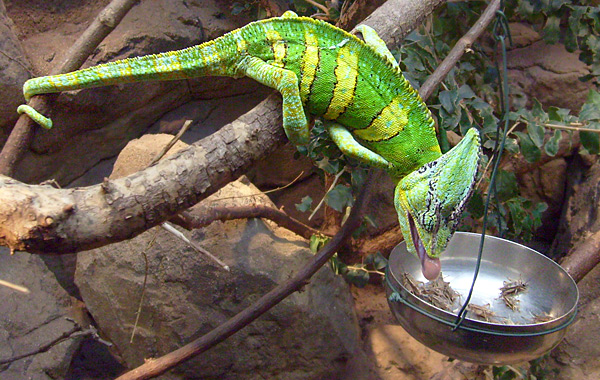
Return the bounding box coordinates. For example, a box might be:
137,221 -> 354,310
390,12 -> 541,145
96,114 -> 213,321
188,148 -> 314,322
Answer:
18,37 -> 239,129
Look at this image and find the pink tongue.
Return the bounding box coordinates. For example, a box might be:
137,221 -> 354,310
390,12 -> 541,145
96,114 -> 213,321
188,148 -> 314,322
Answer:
421,256 -> 441,281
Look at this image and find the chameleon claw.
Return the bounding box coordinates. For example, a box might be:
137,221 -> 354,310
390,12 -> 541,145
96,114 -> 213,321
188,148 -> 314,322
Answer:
17,105 -> 53,129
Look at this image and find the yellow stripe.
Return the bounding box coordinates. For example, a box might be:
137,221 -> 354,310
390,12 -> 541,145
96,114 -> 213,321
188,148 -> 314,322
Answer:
300,29 -> 319,103
353,96 -> 408,141
266,29 -> 286,68
323,45 -> 358,120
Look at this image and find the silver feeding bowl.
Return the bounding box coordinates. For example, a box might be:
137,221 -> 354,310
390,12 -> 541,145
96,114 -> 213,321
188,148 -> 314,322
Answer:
385,232 -> 578,365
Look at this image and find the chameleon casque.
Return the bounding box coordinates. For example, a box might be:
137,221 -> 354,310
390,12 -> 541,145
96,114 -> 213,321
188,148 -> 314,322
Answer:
17,11 -> 480,280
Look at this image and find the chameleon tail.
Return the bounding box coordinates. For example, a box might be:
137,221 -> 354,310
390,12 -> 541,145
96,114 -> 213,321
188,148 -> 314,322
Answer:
19,37 -> 240,128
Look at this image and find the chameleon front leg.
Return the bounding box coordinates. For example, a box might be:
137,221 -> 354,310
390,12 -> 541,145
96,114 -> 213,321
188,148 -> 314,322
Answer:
235,55 -> 309,146
355,25 -> 399,69
324,120 -> 391,169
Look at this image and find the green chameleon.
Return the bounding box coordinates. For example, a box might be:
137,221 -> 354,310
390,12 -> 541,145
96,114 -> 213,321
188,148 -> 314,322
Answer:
17,11 -> 480,280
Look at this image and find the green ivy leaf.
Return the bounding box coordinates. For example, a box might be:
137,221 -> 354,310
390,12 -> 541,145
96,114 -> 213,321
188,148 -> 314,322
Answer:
527,122 -> 546,148
514,131 -> 542,162
295,196 -> 313,212
545,129 -> 562,156
310,235 -> 330,254
325,184 -> 353,212
364,252 -> 388,271
543,15 -> 561,43
580,90 -> 600,121
439,89 -> 458,113
580,129 -> 600,155
467,190 -> 484,219
345,267 -> 369,288
495,170 -> 520,202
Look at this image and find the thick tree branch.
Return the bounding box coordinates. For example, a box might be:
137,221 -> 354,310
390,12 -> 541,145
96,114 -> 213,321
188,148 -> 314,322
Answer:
0,94 -> 285,253
0,0 -> 140,177
561,230 -> 600,283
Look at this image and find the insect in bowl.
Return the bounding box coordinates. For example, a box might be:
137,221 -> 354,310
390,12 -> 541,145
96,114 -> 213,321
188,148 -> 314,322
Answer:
385,232 -> 579,365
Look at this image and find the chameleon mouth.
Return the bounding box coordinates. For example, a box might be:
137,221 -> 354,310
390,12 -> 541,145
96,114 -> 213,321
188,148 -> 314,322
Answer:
408,213 -> 441,281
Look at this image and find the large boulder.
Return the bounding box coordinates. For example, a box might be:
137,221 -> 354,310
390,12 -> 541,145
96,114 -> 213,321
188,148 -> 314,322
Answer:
0,248 -> 86,379
74,135 -> 364,379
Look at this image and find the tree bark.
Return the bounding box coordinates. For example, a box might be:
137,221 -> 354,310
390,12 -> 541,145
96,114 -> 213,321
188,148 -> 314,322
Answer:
0,0 -> 444,255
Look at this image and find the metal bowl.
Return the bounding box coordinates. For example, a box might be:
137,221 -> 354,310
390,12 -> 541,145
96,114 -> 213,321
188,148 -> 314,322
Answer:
385,232 -> 578,365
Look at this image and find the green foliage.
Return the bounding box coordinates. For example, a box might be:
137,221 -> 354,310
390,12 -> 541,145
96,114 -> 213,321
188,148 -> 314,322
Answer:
491,355 -> 557,380
399,2 -> 600,243
329,252 -> 387,287
509,0 -> 600,81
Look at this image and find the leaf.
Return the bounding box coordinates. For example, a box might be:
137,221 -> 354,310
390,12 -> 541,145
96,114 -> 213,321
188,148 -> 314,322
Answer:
325,184 -> 353,212
580,129 -> 600,154
345,267 -> 369,288
514,131 -> 542,162
329,253 -> 346,275
467,190 -> 484,219
439,89 -> 458,113
365,252 -> 388,271
527,122 -> 546,148
545,129 -> 562,156
531,98 -> 547,121
580,90 -> 600,121
495,170 -> 520,202
543,15 -> 561,43
295,196 -> 313,212
310,235 -> 330,254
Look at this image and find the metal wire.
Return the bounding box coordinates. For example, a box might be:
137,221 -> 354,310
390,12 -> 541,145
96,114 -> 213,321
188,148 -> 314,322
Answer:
452,9 -> 512,330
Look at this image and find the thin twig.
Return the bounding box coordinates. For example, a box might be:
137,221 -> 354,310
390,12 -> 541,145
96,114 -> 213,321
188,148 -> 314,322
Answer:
0,0 -> 139,177
308,168 -> 345,221
149,120 -> 193,166
0,279 -> 30,293
419,0 -> 502,100
544,122 -> 600,134
175,205 -> 325,240
161,222 -> 230,271
0,321 -> 82,365
130,232 -> 156,343
304,0 -> 330,14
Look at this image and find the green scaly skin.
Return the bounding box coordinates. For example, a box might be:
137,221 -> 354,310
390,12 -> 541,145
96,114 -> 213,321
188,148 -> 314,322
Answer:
17,11 -> 481,280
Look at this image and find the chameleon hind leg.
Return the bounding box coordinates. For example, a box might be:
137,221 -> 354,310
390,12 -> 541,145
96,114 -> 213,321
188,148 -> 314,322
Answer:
355,25 -> 399,69
236,55 -> 309,146
325,120 -> 390,169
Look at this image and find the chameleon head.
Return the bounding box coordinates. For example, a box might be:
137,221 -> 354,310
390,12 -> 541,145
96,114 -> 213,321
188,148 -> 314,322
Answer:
394,128 -> 481,280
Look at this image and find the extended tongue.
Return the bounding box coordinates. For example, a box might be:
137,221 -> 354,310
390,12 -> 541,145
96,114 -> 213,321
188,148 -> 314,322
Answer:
409,214 -> 441,280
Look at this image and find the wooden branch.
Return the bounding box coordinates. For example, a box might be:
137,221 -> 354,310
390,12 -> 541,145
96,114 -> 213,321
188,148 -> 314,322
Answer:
420,0 -> 501,100
175,206 -> 325,240
0,0 -> 139,177
115,170 -> 379,380
561,230 -> 600,283
0,94 -> 285,254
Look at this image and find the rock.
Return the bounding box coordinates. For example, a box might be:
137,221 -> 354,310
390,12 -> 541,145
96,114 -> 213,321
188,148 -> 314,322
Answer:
507,24 -> 592,111
75,178 -> 363,379
0,248 -> 85,379
74,135 -> 364,379
0,1 -> 32,142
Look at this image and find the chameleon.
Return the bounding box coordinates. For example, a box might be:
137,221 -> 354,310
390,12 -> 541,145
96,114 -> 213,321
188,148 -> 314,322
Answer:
17,11 -> 480,280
